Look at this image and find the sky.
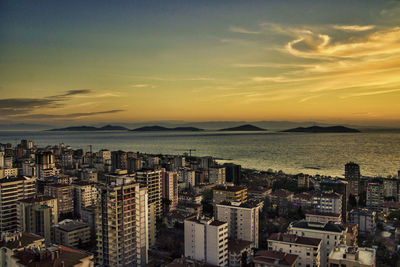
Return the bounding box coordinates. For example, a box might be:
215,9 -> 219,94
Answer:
1,0 -> 400,126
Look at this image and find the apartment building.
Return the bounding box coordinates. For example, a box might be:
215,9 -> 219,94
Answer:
213,185 -> 247,204
215,200 -> 260,248
44,184 -> 74,215
53,219 -> 91,248
0,176 -> 36,233
268,233 -> 322,267
96,177 -> 148,267
312,192 -> 342,215
288,221 -> 347,267
184,217 -> 228,266
17,195 -> 58,245
328,245 -> 376,267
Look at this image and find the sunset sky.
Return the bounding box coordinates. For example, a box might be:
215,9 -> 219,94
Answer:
1,0 -> 400,126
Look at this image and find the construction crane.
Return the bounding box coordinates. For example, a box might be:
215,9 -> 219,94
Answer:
178,149 -> 196,157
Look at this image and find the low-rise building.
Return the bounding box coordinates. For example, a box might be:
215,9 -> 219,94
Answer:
228,239 -> 254,267
253,250 -> 298,267
268,233 -> 321,267
53,220 -> 91,248
213,185 -> 247,204
348,209 -> 376,235
287,221 -> 347,267
328,245 -> 376,267
305,211 -> 342,224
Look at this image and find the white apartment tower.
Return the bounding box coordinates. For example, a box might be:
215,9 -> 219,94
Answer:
0,176 -> 36,233
215,201 -> 260,248
184,217 -> 229,266
96,177 -> 149,267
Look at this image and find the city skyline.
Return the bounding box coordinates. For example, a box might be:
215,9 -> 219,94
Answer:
1,0 -> 400,126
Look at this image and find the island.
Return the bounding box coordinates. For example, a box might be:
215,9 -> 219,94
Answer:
282,126 -> 360,133
130,126 -> 204,132
47,125 -> 129,131
218,124 -> 266,131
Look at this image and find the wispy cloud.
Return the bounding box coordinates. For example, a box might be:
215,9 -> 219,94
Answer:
229,26 -> 261,35
332,25 -> 375,32
131,84 -> 155,88
341,88 -> 400,99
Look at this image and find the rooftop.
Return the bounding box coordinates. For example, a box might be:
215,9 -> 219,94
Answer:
228,239 -> 253,253
218,199 -> 261,209
213,185 -> 247,192
19,195 -> 56,203
329,245 -> 376,265
254,250 -> 298,266
13,245 -> 93,267
56,220 -> 89,232
290,220 -> 345,233
306,211 -> 341,217
268,233 -> 321,247
0,232 -> 44,249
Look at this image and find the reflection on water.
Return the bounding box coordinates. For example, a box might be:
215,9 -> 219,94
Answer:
0,131 -> 399,177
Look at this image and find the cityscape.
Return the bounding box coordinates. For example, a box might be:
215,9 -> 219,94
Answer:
0,139 -> 398,266
1,0 -> 400,267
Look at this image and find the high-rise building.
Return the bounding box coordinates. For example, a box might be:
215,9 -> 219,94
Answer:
215,201 -> 260,248
111,150 -> 127,171
366,182 -> 383,210
209,167 -> 226,185
0,177 -> 36,233
161,170 -> 178,211
17,195 -> 58,245
184,217 -> 228,266
44,184 -> 74,215
73,181 -> 99,216
345,162 -> 361,197
136,169 -> 162,218
320,179 -> 349,222
96,177 -> 148,267
224,163 -> 241,185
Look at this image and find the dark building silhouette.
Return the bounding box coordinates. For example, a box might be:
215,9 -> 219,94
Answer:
345,162 -> 361,197
224,163 -> 242,185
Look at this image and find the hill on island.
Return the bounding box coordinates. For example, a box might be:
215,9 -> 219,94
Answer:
282,126 -> 360,133
130,126 -> 204,132
218,124 -> 266,131
47,125 -> 129,131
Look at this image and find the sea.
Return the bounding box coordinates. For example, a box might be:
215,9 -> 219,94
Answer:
0,130 -> 399,178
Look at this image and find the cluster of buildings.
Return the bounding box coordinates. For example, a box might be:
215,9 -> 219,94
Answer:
0,140 -> 397,266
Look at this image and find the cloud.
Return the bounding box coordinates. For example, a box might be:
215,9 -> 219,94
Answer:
229,26 -> 261,35
341,88 -> 400,99
0,89 -> 95,116
131,84 -> 154,88
332,25 -> 376,32
15,109 -> 124,119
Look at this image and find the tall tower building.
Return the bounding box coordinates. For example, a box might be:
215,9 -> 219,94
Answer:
345,162 -> 361,197
96,177 -> 148,267
215,201 -> 260,248
184,217 -> 228,266
161,169 -> 178,211
17,195 -> 58,245
0,176 -> 36,233
136,170 -> 162,218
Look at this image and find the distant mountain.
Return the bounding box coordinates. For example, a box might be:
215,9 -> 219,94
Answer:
282,126 -> 360,133
99,125 -> 129,131
48,125 -> 128,131
218,124 -> 266,131
130,126 -> 203,132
